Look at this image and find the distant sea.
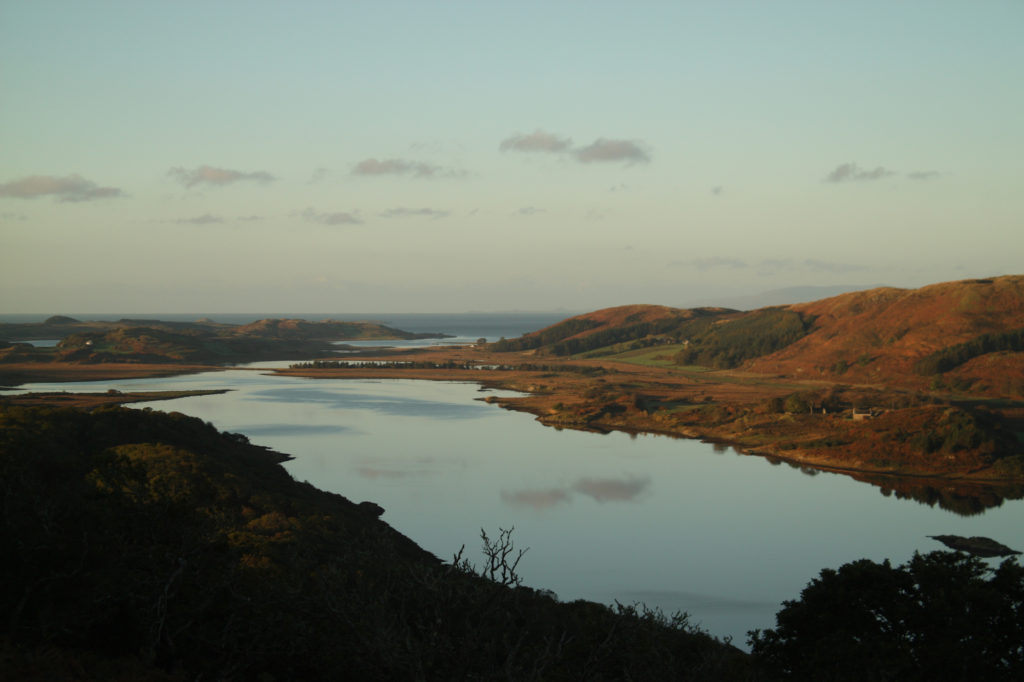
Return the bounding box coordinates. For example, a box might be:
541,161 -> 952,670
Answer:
0,312 -> 575,343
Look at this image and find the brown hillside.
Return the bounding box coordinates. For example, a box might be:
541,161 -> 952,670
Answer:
526,304 -> 730,344
748,275 -> 1024,388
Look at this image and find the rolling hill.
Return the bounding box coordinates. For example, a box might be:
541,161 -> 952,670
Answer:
493,275 -> 1024,397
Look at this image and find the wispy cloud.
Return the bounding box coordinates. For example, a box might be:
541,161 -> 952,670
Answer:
675,256 -> 748,271
573,139 -> 650,164
516,206 -> 544,216
301,207 -> 363,225
175,213 -> 224,225
168,165 -> 275,188
500,130 -> 651,165
824,163 -> 895,183
499,129 -> 572,153
352,158 -> 462,178
758,258 -> 867,274
380,207 -> 450,219
1,211 -> 28,221
237,215 -> 263,222
906,170 -> 941,181
712,185 -> 724,196
308,167 -> 330,184
0,174 -> 124,202
670,256 -> 866,275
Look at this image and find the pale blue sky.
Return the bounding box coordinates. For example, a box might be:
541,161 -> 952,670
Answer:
2,1 -> 1021,313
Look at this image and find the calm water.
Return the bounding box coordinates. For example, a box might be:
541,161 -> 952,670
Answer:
10,368 -> 1024,646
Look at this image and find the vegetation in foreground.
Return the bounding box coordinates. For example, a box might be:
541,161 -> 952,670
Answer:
750,552 -> 1024,681
0,404 -> 745,680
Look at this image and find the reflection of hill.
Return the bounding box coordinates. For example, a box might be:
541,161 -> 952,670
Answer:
758,453 -> 1023,516
851,471 -> 1024,516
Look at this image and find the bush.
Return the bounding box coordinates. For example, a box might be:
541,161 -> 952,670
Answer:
749,551 -> 1024,681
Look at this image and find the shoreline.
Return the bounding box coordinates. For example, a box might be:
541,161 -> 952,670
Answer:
3,352 -> 1022,489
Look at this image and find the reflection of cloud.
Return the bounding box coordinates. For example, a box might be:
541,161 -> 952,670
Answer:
572,476 -> 650,503
500,129 -> 572,153
824,162 -> 894,183
501,488 -> 571,510
0,174 -> 124,202
168,165 -> 275,188
622,589 -> 777,613
356,466 -> 416,479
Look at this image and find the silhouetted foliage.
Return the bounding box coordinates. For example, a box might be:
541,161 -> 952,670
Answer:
749,551 -> 1024,681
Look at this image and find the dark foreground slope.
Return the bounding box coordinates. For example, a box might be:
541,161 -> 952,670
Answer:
0,405 -> 745,681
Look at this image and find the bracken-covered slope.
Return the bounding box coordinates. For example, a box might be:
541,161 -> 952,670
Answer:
492,275 -> 1024,396
748,275 -> 1024,391
491,304 -> 734,356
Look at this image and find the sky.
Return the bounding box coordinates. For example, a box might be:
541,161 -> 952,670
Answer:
1,1 -> 1022,314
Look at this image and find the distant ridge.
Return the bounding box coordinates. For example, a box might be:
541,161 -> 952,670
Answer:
698,284 -> 881,311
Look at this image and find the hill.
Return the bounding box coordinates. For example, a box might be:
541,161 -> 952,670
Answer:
751,276 -> 1024,393
494,275 -> 1024,397
0,317 -> 448,366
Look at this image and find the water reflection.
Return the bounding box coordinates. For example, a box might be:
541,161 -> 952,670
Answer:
356,466 -> 433,479
247,387 -> 484,419
501,488 -> 572,511
573,476 -> 651,503
870,476 -> 1023,517
620,589 -> 779,614
501,475 -> 652,510
239,423 -> 353,436
762,455 -> 1024,516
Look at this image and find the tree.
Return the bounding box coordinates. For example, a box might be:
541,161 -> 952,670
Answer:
749,551 -> 1024,681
